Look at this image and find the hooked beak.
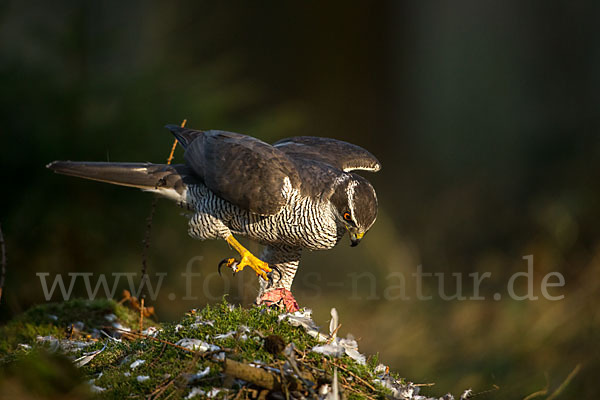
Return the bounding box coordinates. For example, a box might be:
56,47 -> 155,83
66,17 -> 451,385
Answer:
349,230 -> 364,247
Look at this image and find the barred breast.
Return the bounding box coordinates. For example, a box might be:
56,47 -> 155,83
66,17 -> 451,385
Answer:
185,183 -> 341,251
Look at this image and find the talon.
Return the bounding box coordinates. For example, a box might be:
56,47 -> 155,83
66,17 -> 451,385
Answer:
218,257 -> 237,276
267,266 -> 282,283
224,235 -> 274,282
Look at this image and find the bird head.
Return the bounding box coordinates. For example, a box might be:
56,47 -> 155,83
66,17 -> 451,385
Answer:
330,173 -> 378,246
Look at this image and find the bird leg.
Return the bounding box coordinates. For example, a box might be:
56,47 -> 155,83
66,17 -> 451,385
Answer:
218,235 -> 280,282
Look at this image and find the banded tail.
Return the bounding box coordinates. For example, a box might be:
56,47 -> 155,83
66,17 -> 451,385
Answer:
46,161 -> 197,204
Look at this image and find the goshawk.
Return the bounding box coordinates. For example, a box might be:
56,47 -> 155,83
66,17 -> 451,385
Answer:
48,125 -> 381,311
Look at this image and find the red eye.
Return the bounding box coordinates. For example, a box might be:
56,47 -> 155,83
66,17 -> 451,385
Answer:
343,212 -> 352,221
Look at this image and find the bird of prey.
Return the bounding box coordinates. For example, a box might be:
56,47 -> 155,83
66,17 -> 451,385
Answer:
47,125 -> 381,311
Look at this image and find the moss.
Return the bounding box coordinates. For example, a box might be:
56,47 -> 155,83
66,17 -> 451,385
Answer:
0,299 -> 157,356
0,350 -> 92,399
0,299 -> 415,399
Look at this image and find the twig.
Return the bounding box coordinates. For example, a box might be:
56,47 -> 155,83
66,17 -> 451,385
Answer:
107,326 -> 229,358
140,297 -> 145,333
0,223 -> 6,304
166,119 -> 185,165
471,384 -> 500,398
330,360 -> 377,392
140,199 -> 156,300
149,342 -> 206,400
148,343 -> 168,369
546,364 -> 581,400
327,324 -> 342,344
340,381 -> 376,400
139,119 -> 185,314
284,353 -> 317,397
522,389 -> 547,400
233,388 -> 256,400
147,376 -> 175,400
278,363 -> 290,400
162,390 -> 176,400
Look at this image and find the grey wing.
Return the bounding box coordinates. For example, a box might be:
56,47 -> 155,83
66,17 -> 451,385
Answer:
272,136 -> 381,172
166,125 -> 299,216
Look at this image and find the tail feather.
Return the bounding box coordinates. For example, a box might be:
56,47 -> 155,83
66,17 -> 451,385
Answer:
47,161 -> 196,204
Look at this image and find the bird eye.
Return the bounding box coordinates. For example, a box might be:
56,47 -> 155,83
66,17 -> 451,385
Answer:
343,212 -> 352,221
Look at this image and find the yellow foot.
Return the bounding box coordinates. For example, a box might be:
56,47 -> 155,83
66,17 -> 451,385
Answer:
218,235 -> 279,282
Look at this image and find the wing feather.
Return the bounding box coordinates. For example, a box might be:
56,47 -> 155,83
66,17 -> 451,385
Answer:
167,125 -> 299,215
272,136 -> 381,172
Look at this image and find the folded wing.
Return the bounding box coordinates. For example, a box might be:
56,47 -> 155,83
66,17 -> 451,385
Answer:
272,136 -> 381,173
167,125 -> 300,216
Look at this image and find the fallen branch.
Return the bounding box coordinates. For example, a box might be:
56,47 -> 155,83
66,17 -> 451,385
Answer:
222,359 -> 314,392
223,359 -> 281,390
0,223 -> 6,304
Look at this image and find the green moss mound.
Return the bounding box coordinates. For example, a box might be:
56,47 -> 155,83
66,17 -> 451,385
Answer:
0,298 -> 155,356
0,299 -> 415,399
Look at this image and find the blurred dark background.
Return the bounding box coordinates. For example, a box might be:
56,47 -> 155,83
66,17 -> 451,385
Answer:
1,1 -> 599,398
